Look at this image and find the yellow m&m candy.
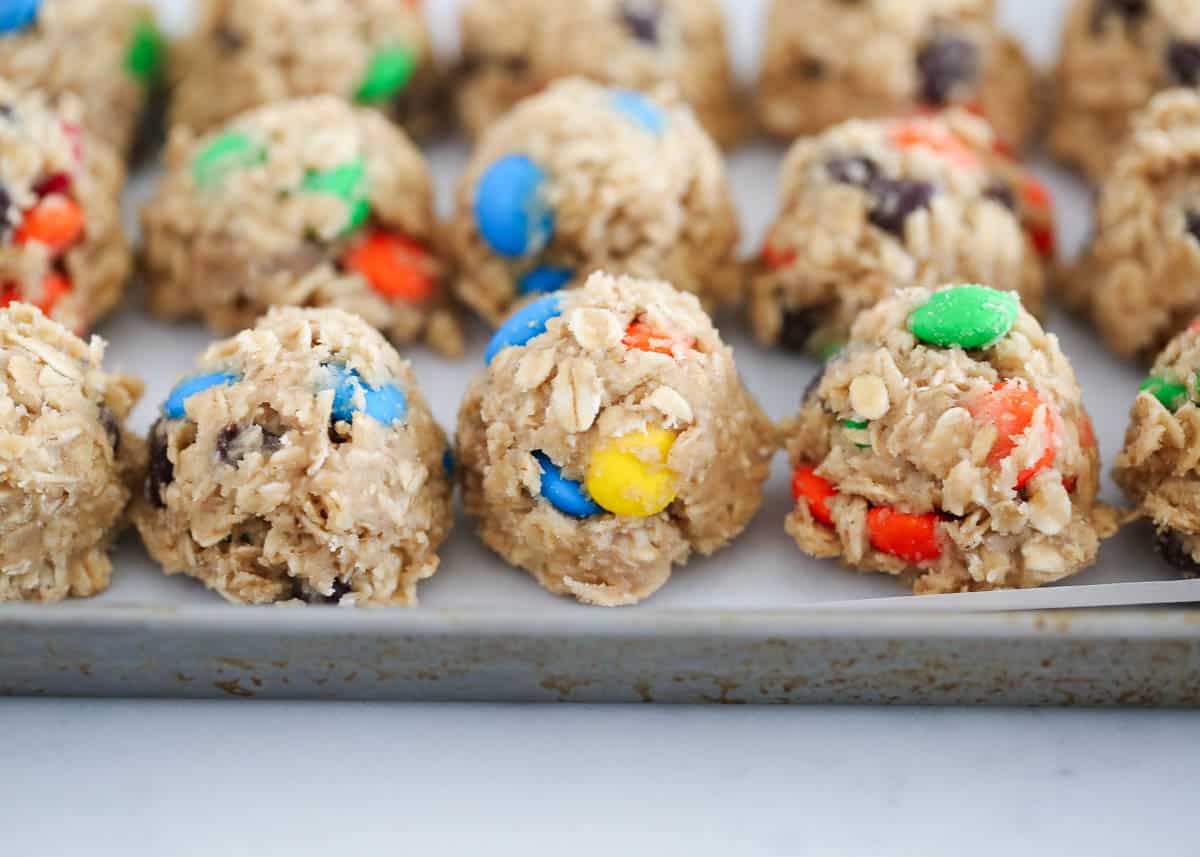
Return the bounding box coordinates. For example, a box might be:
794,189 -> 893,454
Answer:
585,427 -> 680,518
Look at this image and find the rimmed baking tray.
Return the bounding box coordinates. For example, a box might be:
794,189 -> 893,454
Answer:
3,0 -> 1200,703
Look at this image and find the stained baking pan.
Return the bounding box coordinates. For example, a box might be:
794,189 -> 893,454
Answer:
2,0 -> 1200,703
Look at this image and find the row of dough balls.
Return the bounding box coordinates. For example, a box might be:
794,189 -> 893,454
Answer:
12,62 -> 1200,381
5,272 -> 1193,608
2,0 -> 1188,170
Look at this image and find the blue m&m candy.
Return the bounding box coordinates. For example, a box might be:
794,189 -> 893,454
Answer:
610,90 -> 666,135
0,0 -> 39,35
518,265 -> 573,296
533,451 -> 602,518
485,293 -> 563,365
163,371 -> 240,420
327,365 -> 408,427
474,154 -> 554,258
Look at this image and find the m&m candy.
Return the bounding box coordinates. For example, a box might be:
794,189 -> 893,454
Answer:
534,451 -> 603,518
485,293 -> 563,365
585,427 -> 679,518
0,0 -> 38,35
518,266 -> 573,296
609,89 -> 667,135
908,284 -> 1018,350
163,371 -> 240,420
474,154 -> 554,258
326,364 -> 408,427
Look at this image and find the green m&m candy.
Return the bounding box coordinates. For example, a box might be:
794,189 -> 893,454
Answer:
192,131 -> 267,188
354,45 -> 417,104
125,17 -> 165,83
1140,375 -> 1191,411
302,157 -> 371,235
907,284 -> 1019,350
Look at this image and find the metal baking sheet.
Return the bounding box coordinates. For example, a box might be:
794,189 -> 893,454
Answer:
2,0 -> 1199,703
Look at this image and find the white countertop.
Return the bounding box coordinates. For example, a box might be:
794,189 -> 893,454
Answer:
2,700 -> 1197,855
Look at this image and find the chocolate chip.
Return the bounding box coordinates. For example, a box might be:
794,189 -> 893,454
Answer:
797,57 -> 825,80
217,423 -> 282,465
0,184 -> 13,239
779,306 -> 824,353
215,24 -> 243,53
98,404 -> 120,455
983,182 -> 1017,211
916,37 -> 978,105
867,178 -> 934,238
1185,209 -> 1200,244
1091,0 -> 1148,33
294,577 -> 351,604
216,425 -> 240,465
1155,529 -> 1200,578
1168,39 -> 1200,86
0,104 -> 12,120
147,421 -> 173,509
826,156 -> 880,187
503,56 -> 529,75
620,0 -> 664,45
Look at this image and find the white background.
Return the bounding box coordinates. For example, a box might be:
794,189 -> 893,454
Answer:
3,2 -> 1200,854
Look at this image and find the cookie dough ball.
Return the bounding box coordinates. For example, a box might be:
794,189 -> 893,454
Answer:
142,96 -> 462,356
0,0 -> 162,156
171,0 -> 441,139
1049,0 -> 1200,180
784,284 -> 1117,594
1066,90 -> 1200,361
457,272 -> 774,607
0,82 -> 130,336
750,112 -> 1050,355
0,305 -> 143,602
456,0 -> 744,146
132,307 -> 452,606
449,78 -> 740,326
756,0 -> 1037,150
1115,322 -> 1200,576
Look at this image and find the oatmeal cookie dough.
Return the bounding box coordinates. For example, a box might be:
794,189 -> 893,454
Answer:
171,0 -> 442,140
0,0 -> 163,156
756,0 -> 1038,150
1050,0 -> 1200,180
1114,321 -> 1200,577
449,78 -> 740,327
0,305 -> 143,602
784,284 -> 1118,594
142,96 -> 462,357
1066,89 -> 1200,362
456,0 -> 745,147
132,307 -> 452,606
750,111 -> 1050,355
0,82 -> 131,336
457,272 -> 774,607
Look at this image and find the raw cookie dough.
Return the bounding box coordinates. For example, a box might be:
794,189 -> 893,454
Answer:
142,96 -> 462,356
171,0 -> 442,140
1050,0 -> 1200,180
456,0 -> 745,146
0,82 -> 131,336
456,272 -> 774,606
0,304 -> 143,602
449,78 -> 740,326
0,0 -> 163,156
756,0 -> 1038,150
784,284 -> 1118,594
1114,321 -> 1200,577
132,307 -> 452,606
1066,89 -> 1200,362
750,111 -> 1050,355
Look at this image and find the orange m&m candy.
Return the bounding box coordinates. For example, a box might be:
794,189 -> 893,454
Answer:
343,230 -> 436,303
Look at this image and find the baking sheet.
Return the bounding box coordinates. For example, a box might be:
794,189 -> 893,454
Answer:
47,0 -> 1200,613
